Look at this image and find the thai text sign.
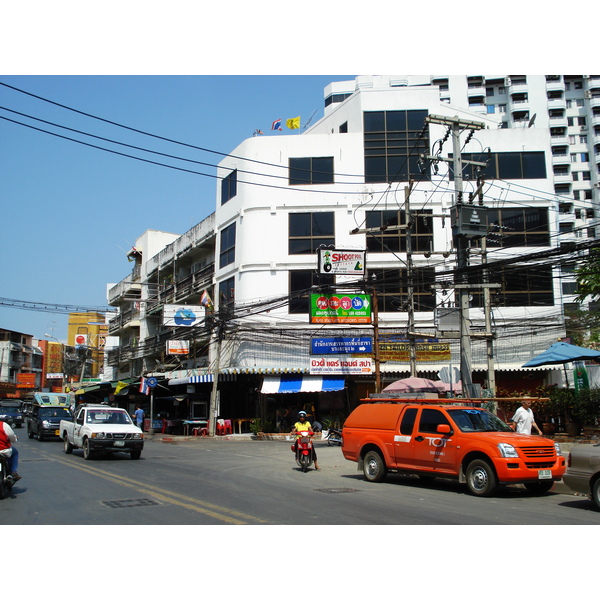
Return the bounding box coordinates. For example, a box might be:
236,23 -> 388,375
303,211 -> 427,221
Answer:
371,337 -> 451,362
310,294 -> 371,324
318,249 -> 366,276
16,373 -> 36,388
167,340 -> 190,355
311,337 -> 372,355
310,356 -> 373,375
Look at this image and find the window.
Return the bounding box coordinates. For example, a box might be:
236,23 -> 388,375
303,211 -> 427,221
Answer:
400,408 -> 418,435
289,270 -> 334,314
339,121 -> 348,133
364,110 -> 430,183
289,157 -> 334,185
365,209 -> 433,253
368,267 -> 436,312
487,104 -> 495,114
456,151 -> 546,180
486,208 -> 550,247
221,169 -> 237,204
289,212 -> 334,254
218,277 -> 235,307
418,409 -> 451,434
219,223 -> 236,268
580,135 -> 588,144
498,104 -> 506,113
562,282 -> 578,295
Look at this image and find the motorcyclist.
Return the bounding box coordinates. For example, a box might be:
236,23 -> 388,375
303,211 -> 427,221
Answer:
0,420 -> 21,481
290,411 -> 319,470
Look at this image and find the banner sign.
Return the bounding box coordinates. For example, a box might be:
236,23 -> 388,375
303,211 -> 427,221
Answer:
16,373 -> 36,388
167,340 -> 190,355
310,356 -> 373,375
163,305 -> 205,327
311,337 -> 372,355
46,373 -> 64,379
318,249 -> 366,276
368,336 -> 451,362
310,294 -> 371,324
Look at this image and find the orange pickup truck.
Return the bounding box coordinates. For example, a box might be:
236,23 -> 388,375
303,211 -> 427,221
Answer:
342,399 -> 566,497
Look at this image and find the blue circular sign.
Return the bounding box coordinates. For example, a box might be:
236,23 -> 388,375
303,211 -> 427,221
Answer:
147,377 -> 158,388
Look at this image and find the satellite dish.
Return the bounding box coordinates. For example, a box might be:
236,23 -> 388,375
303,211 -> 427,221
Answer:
528,113 -> 537,128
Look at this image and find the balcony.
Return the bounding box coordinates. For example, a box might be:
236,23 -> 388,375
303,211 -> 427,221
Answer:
547,97 -> 567,110
546,78 -> 565,93
108,306 -> 141,335
108,274 -> 142,305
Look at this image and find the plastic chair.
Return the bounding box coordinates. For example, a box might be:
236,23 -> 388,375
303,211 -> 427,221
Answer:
223,419 -> 233,435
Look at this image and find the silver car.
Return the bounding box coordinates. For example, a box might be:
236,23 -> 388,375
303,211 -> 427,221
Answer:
563,442 -> 600,510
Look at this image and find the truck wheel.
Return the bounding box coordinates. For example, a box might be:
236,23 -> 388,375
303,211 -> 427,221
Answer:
592,479 -> 600,511
363,450 -> 387,483
466,459 -> 497,497
130,451 -> 141,460
524,481 -> 554,494
28,428 -> 34,439
63,433 -> 73,454
83,439 -> 93,460
38,432 -> 44,442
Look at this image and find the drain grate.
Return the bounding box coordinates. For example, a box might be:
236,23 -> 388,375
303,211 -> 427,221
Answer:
315,487 -> 361,494
101,498 -> 162,509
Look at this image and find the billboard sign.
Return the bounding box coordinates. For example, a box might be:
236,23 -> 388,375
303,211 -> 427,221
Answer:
167,340 -> 190,355
318,248 -> 366,276
310,294 -> 371,324
310,356 -> 373,375
163,305 -> 205,327
311,337 -> 372,355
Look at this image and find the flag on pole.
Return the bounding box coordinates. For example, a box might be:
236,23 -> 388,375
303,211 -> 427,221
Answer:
286,116 -> 301,129
271,119 -> 282,131
139,377 -> 149,395
200,290 -> 213,308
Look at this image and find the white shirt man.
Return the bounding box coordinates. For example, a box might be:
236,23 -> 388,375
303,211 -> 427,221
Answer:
511,401 -> 542,435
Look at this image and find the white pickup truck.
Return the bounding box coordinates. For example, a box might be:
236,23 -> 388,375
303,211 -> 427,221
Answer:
61,404 -> 144,460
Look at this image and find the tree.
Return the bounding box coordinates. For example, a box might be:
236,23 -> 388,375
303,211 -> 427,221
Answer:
575,248 -> 600,303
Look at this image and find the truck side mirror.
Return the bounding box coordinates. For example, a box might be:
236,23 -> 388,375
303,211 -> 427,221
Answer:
437,424 -> 452,435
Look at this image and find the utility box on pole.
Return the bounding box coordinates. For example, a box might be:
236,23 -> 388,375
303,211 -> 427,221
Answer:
450,204 -> 488,239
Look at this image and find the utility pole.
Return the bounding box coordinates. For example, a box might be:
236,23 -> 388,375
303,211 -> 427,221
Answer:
426,115 -> 487,398
208,312 -> 223,437
405,183 -> 417,376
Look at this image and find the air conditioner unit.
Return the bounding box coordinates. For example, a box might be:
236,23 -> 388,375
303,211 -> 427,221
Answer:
504,77 -> 511,87
585,91 -> 592,99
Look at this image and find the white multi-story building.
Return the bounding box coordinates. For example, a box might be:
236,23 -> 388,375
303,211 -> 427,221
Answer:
106,75 -> 598,425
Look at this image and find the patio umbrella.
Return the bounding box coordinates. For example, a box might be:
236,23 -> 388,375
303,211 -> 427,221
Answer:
382,377 -> 446,393
522,342 -> 600,367
522,342 -> 600,388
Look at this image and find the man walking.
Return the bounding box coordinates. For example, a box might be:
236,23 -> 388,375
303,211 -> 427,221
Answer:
511,400 -> 542,435
133,405 -> 145,432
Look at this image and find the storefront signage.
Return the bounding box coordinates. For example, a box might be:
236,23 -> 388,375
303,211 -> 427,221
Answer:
46,373 -> 64,379
167,340 -> 190,355
163,305 -> 205,327
16,373 -> 36,388
311,337 -> 372,354
310,356 -> 373,375
318,248 -> 366,276
367,336 -> 451,362
310,294 -> 371,324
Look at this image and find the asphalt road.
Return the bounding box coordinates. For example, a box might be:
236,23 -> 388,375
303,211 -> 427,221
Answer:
3,432 -> 600,526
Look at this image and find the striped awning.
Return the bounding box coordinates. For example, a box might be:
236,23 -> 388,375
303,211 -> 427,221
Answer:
261,375 -> 345,394
168,374 -> 236,386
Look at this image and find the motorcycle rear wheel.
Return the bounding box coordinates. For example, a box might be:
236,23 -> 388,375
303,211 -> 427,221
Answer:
300,454 -> 309,473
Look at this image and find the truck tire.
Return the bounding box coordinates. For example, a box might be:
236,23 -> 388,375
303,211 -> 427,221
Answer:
363,450 -> 387,483
592,478 -> 600,511
130,451 -> 141,460
28,427 -> 34,439
466,459 -> 497,497
63,433 -> 73,454
83,439 -> 94,460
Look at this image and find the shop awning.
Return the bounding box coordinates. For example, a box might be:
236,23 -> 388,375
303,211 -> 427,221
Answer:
168,374 -> 236,386
261,375 -> 345,394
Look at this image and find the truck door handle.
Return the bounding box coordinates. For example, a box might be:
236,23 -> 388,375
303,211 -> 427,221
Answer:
415,436 -> 424,442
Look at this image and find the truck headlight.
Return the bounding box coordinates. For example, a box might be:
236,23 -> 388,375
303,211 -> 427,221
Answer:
133,432 -> 143,440
554,443 -> 563,456
498,443 -> 519,458
42,420 -> 52,427
91,432 -> 106,439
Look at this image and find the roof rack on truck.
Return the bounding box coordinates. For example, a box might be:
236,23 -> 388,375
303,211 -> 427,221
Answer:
33,392 -> 70,408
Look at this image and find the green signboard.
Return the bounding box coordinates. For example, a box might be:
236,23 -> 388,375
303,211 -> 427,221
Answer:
310,293 -> 371,324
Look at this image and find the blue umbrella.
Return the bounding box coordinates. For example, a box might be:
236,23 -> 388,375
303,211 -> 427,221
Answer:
522,342 -> 600,388
522,342 -> 600,367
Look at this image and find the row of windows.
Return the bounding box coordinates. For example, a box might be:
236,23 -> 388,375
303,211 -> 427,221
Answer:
456,151 -> 547,180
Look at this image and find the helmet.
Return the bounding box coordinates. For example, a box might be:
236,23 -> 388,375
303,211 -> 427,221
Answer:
298,411 -> 307,417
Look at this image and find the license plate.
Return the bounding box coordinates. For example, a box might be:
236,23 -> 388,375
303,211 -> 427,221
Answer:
54,430 -> 60,436
538,469 -> 552,479
114,441 -> 125,447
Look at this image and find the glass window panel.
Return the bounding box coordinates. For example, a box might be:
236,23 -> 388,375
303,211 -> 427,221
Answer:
497,152 -> 522,179
311,157 -> 334,184
522,152 -> 546,178
312,212 -> 334,235
289,213 -> 311,237
364,111 -> 385,132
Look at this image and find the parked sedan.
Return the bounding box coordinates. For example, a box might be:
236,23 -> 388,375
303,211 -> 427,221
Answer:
563,442 -> 600,510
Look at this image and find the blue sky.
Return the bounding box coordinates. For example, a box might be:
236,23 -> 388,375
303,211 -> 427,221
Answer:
0,74 -> 358,341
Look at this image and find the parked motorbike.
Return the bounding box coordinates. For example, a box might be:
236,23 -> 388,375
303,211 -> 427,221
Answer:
293,431 -> 314,472
0,454 -> 15,500
326,427 -> 343,446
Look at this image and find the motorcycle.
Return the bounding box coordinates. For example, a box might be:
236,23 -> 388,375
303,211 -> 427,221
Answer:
326,427 -> 343,447
293,431 -> 315,472
0,454 -> 15,500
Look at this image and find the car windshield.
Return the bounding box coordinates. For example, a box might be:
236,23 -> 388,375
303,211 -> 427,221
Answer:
447,409 -> 512,432
39,408 -> 71,418
1,407 -> 21,415
86,410 -> 131,424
